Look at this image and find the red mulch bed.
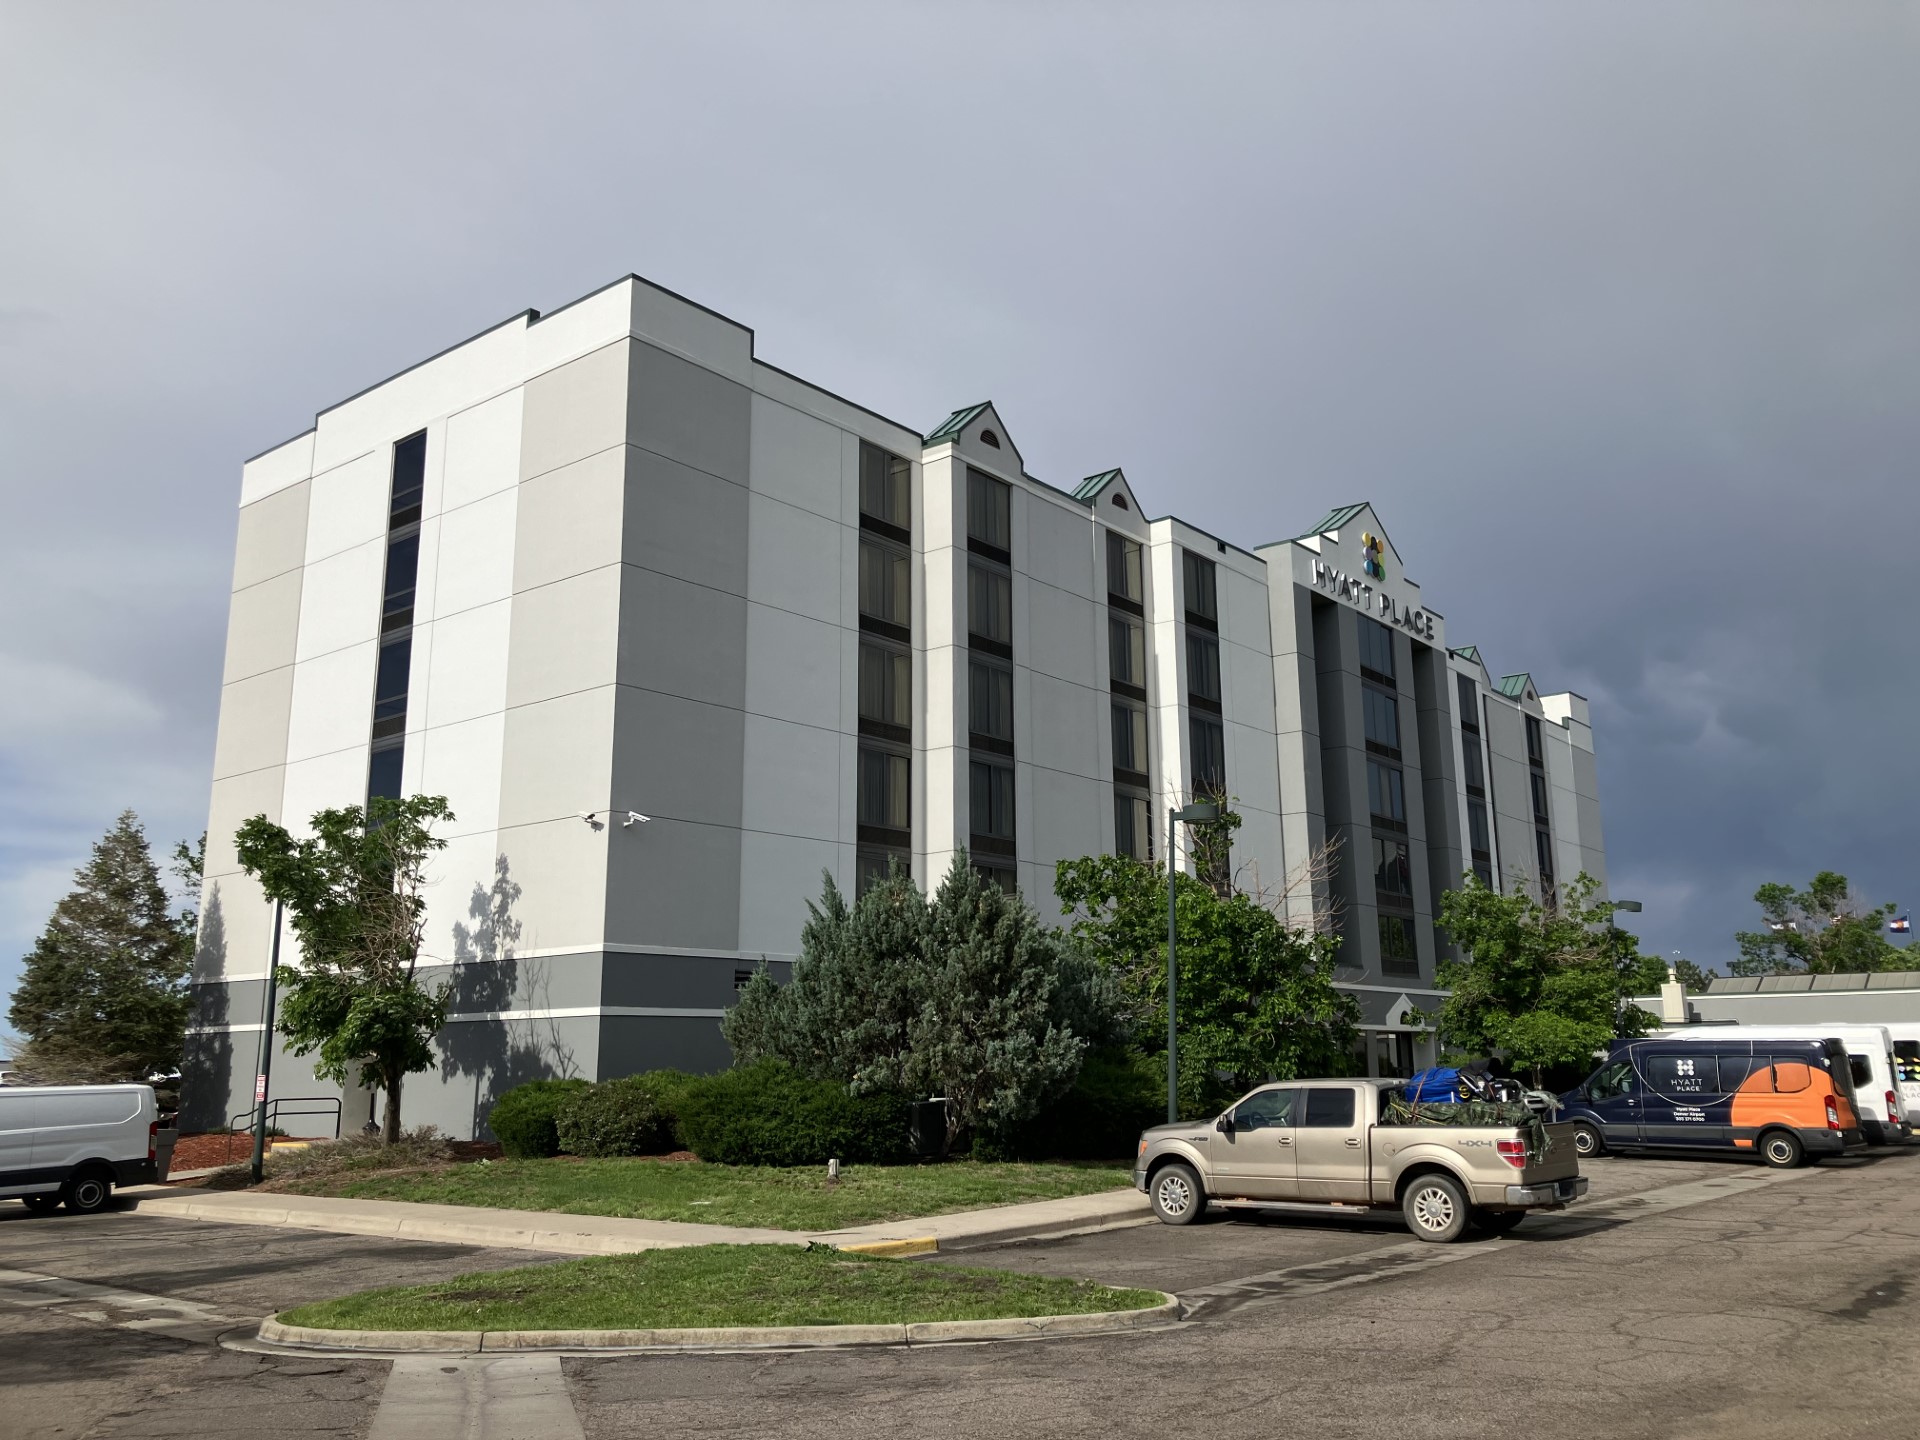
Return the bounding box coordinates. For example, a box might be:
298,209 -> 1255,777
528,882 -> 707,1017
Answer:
170,1133 -> 278,1171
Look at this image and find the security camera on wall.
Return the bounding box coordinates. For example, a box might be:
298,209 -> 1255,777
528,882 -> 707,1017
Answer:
623,812 -> 650,827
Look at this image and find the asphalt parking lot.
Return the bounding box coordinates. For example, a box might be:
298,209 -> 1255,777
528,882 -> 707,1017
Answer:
1,1148 -> 1915,1439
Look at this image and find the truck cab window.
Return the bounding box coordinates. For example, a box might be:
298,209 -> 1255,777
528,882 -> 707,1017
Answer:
1302,1087 -> 1357,1128
1231,1088 -> 1297,1131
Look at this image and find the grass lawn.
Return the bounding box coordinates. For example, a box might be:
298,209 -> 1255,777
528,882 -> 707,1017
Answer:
277,1244 -> 1165,1331
281,1157 -> 1133,1231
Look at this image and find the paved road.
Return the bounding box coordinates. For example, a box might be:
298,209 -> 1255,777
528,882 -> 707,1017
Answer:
3,1149 -> 1916,1438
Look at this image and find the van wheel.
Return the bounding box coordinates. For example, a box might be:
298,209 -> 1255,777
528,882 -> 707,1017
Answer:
62,1169 -> 113,1214
21,1195 -> 60,1214
1150,1162 -> 1205,1225
1759,1130 -> 1804,1170
1570,1122 -> 1605,1158
1402,1173 -> 1470,1243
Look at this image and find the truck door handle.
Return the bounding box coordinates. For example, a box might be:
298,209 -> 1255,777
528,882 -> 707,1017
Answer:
1277,1136 -> 1292,1146
1344,1137 -> 1361,1147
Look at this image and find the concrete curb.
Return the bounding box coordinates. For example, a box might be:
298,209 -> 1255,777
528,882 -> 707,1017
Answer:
254,1294 -> 1180,1354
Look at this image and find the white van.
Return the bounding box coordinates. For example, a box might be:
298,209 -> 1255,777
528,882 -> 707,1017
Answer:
1659,1025 -> 1911,1146
0,1084 -> 175,1213
1883,1025 -> 1920,1125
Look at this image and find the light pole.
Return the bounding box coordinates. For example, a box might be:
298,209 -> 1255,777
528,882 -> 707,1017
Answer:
249,900 -> 284,1185
1608,899 -> 1642,1035
1166,800 -> 1222,1124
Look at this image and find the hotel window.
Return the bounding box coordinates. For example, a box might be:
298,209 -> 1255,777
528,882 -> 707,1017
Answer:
1112,700 -> 1149,777
368,431 -> 425,805
967,562 -> 1011,646
1526,714 -> 1544,765
1457,675 -> 1480,733
1182,551 -> 1217,627
970,759 -> 1015,845
1190,715 -> 1226,792
855,848 -> 904,898
1114,791 -> 1150,862
1187,631 -> 1221,706
967,468 -> 1011,554
858,641 -> 911,733
1109,615 -> 1145,689
1106,531 -> 1143,605
858,539 -> 910,628
1467,798 -> 1491,856
1363,685 -> 1401,757
1374,837 -> 1413,898
1367,759 -> 1406,830
1530,771 -> 1551,824
857,746 -> 910,833
1461,734 -> 1486,794
1535,828 -> 1556,892
1358,616 -> 1395,683
968,658 -> 1014,749
1379,915 -> 1419,976
858,442 -> 911,531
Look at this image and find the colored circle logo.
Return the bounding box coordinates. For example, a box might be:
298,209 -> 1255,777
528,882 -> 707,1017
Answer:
1361,532 -> 1385,581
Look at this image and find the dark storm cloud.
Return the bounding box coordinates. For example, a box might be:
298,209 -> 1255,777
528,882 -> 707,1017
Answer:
2,1 -> 1915,1000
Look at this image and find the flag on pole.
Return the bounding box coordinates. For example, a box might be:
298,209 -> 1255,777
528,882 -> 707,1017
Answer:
1892,914 -> 1911,934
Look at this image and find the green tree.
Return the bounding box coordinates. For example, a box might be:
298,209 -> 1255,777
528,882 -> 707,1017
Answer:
725,854 -> 1122,1148
1433,873 -> 1651,1086
1053,852 -> 1357,1119
1731,871 -> 1902,976
9,811 -> 193,1083
1628,952 -> 1714,993
235,795 -> 454,1144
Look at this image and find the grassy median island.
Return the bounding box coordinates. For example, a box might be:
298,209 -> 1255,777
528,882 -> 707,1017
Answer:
276,1243 -> 1165,1332
276,1156 -> 1132,1231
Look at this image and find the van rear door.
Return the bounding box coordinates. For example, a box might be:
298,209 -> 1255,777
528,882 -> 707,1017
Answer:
1894,1042 -> 1920,1121
0,1091 -> 38,1187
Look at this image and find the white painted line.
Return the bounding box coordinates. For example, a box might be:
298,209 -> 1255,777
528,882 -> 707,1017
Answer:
368,1355 -> 585,1440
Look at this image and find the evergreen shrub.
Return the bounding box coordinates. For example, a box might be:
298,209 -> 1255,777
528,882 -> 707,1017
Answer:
487,1078 -> 590,1158
555,1076 -> 673,1157
677,1059 -> 911,1166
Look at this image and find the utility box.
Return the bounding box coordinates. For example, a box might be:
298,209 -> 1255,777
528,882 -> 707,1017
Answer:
909,1100 -> 948,1160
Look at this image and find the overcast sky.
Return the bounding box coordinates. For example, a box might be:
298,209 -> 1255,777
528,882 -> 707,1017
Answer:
2,1 -> 1915,1013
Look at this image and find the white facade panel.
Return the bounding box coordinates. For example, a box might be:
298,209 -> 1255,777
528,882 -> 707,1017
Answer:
294,538 -> 384,662
442,390 -> 525,512
284,641 -> 377,763
420,599 -> 513,729
303,451 -> 389,567
433,486 -> 519,620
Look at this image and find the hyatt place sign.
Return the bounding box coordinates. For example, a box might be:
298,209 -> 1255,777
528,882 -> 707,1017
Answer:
1311,559 -> 1436,640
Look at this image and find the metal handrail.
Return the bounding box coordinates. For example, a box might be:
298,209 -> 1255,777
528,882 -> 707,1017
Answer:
230,1095 -> 343,1140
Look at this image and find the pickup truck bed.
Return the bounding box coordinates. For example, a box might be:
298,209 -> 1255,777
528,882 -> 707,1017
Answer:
1134,1077 -> 1587,1242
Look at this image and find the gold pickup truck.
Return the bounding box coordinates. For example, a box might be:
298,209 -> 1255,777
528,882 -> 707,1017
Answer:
1133,1077 -> 1586,1242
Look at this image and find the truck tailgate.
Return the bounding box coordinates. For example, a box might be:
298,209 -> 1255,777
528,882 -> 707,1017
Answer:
1521,1122 -> 1580,1183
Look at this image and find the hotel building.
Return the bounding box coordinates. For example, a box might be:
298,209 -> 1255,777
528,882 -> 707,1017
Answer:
186,275 -> 1607,1137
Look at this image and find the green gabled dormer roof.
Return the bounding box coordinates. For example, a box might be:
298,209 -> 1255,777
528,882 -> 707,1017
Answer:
1496,673 -> 1532,699
1073,468 -> 1125,503
1450,645 -> 1481,664
925,402 -> 991,446
1299,502 -> 1369,538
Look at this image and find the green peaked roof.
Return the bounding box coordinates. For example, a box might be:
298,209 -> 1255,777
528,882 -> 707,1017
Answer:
1450,645 -> 1481,664
925,402 -> 992,445
1073,468 -> 1125,502
1299,502 -> 1369,538
1496,673 -> 1532,699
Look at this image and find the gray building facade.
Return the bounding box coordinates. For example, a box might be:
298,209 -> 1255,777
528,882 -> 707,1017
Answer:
186,275 -> 1609,1137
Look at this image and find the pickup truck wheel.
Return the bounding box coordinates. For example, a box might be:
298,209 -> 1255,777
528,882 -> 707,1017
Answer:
1471,1208 -> 1527,1236
1570,1122 -> 1604,1158
62,1169 -> 113,1215
1758,1129 -> 1804,1169
21,1194 -> 60,1215
1402,1173 -> 1470,1243
1150,1162 -> 1205,1225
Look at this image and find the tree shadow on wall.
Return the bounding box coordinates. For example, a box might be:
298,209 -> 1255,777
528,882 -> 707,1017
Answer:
439,855 -> 579,1139
178,881 -> 233,1133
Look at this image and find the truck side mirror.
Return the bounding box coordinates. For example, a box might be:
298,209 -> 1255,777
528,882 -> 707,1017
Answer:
1215,1114 -> 1232,1134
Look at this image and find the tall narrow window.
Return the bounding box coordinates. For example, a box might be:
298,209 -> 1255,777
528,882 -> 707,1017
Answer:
1461,737 -> 1486,794
1531,771 -> 1551,824
1112,700 -> 1149,776
970,760 -> 1015,842
368,431 -> 425,805
967,468 -> 1011,553
1363,686 -> 1401,755
967,562 -> 1011,645
1109,615 -> 1145,689
1374,837 -> 1413,898
1358,616 -> 1395,682
1367,759 -> 1406,829
1182,551 -> 1217,626
1114,792 -> 1150,861
857,746 -> 910,832
1457,674 -> 1480,733
1526,715 -> 1544,764
969,658 -> 1014,747
1190,715 -> 1226,792
1106,532 -> 1143,604
858,539 -> 910,628
1187,631 -> 1221,705
858,641 -> 911,731
1379,915 -> 1418,976
858,442 -> 911,530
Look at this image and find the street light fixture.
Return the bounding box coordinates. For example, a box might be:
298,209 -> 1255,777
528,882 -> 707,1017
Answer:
1166,800 -> 1223,1125
1607,899 -> 1642,1036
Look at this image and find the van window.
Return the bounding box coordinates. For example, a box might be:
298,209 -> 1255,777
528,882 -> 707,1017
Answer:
1588,1061 -> 1635,1100
1848,1056 -> 1873,1089
1646,1054 -> 1722,1096
1720,1054 -> 1771,1092
1895,1042 -> 1920,1084
1771,1059 -> 1812,1093
1302,1088 -> 1357,1128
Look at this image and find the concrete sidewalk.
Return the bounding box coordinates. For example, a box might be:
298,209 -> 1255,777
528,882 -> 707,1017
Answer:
119,1184 -> 1151,1257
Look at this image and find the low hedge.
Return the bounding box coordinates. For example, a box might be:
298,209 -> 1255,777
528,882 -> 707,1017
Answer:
556,1076 -> 674,1158
676,1059 -> 911,1166
487,1078 -> 591,1158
